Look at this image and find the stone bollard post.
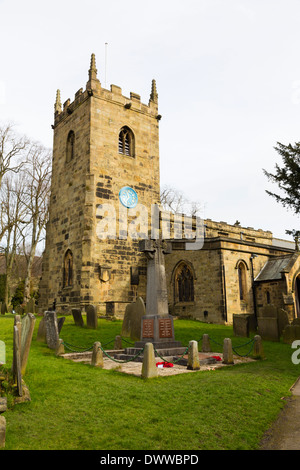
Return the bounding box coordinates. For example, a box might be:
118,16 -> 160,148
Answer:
253,335 -> 264,359
202,334 -> 212,352
55,339 -> 65,356
187,340 -> 200,370
91,342 -> 104,367
223,338 -> 234,364
141,343 -> 158,379
114,335 -> 122,350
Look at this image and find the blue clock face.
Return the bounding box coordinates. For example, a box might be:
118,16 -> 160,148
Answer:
119,186 -> 138,208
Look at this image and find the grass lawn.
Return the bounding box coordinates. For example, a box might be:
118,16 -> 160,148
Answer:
0,314 -> 299,451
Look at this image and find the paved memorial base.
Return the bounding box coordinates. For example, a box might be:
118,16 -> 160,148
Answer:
60,349 -> 254,377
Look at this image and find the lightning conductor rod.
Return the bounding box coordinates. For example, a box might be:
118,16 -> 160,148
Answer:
105,42 -> 108,88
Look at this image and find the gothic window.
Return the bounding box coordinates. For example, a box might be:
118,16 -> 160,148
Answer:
66,131 -> 75,163
237,261 -> 247,301
174,262 -> 194,303
118,126 -> 134,157
266,290 -> 271,304
63,250 -> 73,288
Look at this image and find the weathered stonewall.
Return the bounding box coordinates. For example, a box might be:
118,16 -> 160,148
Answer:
187,340 -> 200,370
20,313 -> 36,375
72,308 -> 84,327
91,342 -> 104,367
141,343 -> 158,378
223,338 -> 234,364
44,311 -> 59,349
86,305 -> 98,329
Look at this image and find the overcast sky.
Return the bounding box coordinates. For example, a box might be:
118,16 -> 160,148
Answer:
1,0 -> 300,241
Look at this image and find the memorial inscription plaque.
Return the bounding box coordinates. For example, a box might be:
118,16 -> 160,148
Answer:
159,318 -> 173,338
142,319 -> 154,338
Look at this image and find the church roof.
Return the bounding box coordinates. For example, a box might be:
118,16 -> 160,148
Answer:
255,254 -> 297,282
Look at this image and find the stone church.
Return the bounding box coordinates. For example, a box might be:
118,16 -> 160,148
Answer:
39,54 -> 300,325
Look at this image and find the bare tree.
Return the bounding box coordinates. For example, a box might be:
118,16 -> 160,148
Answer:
0,123 -> 29,189
0,175 -> 28,305
160,185 -> 203,216
22,142 -> 52,303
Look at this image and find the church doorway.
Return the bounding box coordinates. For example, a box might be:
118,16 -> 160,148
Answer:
295,274 -> 300,318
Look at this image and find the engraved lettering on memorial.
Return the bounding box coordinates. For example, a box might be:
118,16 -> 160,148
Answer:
159,319 -> 172,338
142,319 -> 154,338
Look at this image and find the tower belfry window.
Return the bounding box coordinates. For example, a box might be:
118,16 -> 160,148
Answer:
118,126 -> 134,157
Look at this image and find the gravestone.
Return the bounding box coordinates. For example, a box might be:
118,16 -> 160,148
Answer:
121,297 -> 145,341
257,317 -> 279,341
283,324 -> 300,344
277,309 -> 290,336
0,341 -> 5,365
44,311 -> 59,349
57,316 -> 65,334
12,325 -> 22,397
14,315 -> 22,348
72,308 -> 84,327
233,314 -> 250,337
135,239 -> 182,349
86,305 -> 98,329
36,317 -> 46,342
20,313 -> 36,375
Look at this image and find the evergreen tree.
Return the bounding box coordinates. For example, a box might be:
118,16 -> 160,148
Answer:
264,141 -> 300,247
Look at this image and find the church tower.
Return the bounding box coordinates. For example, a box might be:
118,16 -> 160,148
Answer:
39,54 -> 161,317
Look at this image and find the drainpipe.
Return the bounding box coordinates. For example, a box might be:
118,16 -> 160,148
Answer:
250,254 -> 258,325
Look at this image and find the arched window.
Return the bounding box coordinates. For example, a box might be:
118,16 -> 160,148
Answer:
63,250 -> 73,287
118,126 -> 134,157
174,262 -> 194,303
237,261 -> 247,301
66,131 -> 75,163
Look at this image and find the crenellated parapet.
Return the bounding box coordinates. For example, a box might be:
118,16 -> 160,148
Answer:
53,53 -> 160,128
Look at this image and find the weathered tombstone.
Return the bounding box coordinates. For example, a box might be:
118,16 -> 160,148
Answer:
253,335 -> 264,359
114,335 -> 122,349
233,314 -> 250,337
135,239 -> 181,349
201,334 -> 212,352
20,313 -> 36,375
121,297 -> 145,341
257,317 -> 279,341
283,325 -> 300,344
0,341 -> 5,365
55,339 -> 65,356
258,305 -> 278,318
91,342 -> 103,367
44,311 -> 59,349
57,316 -> 65,334
86,305 -> 98,329
187,340 -> 200,370
72,308 -> 84,327
36,317 -> 46,342
14,315 -> 22,349
141,343 -> 158,379
223,338 -> 234,364
277,309 -> 290,337
12,325 -> 22,397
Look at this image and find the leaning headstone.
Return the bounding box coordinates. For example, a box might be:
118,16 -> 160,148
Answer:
141,343 -> 158,379
55,339 -> 65,356
72,308 -> 84,327
91,342 -> 103,367
20,313 -> 36,375
36,317 -> 46,342
44,311 -> 59,349
201,334 -> 211,352
86,305 -> 98,329
57,316 -> 65,334
12,325 -> 22,397
187,340 -> 200,370
121,297 -> 145,341
223,338 -> 234,364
